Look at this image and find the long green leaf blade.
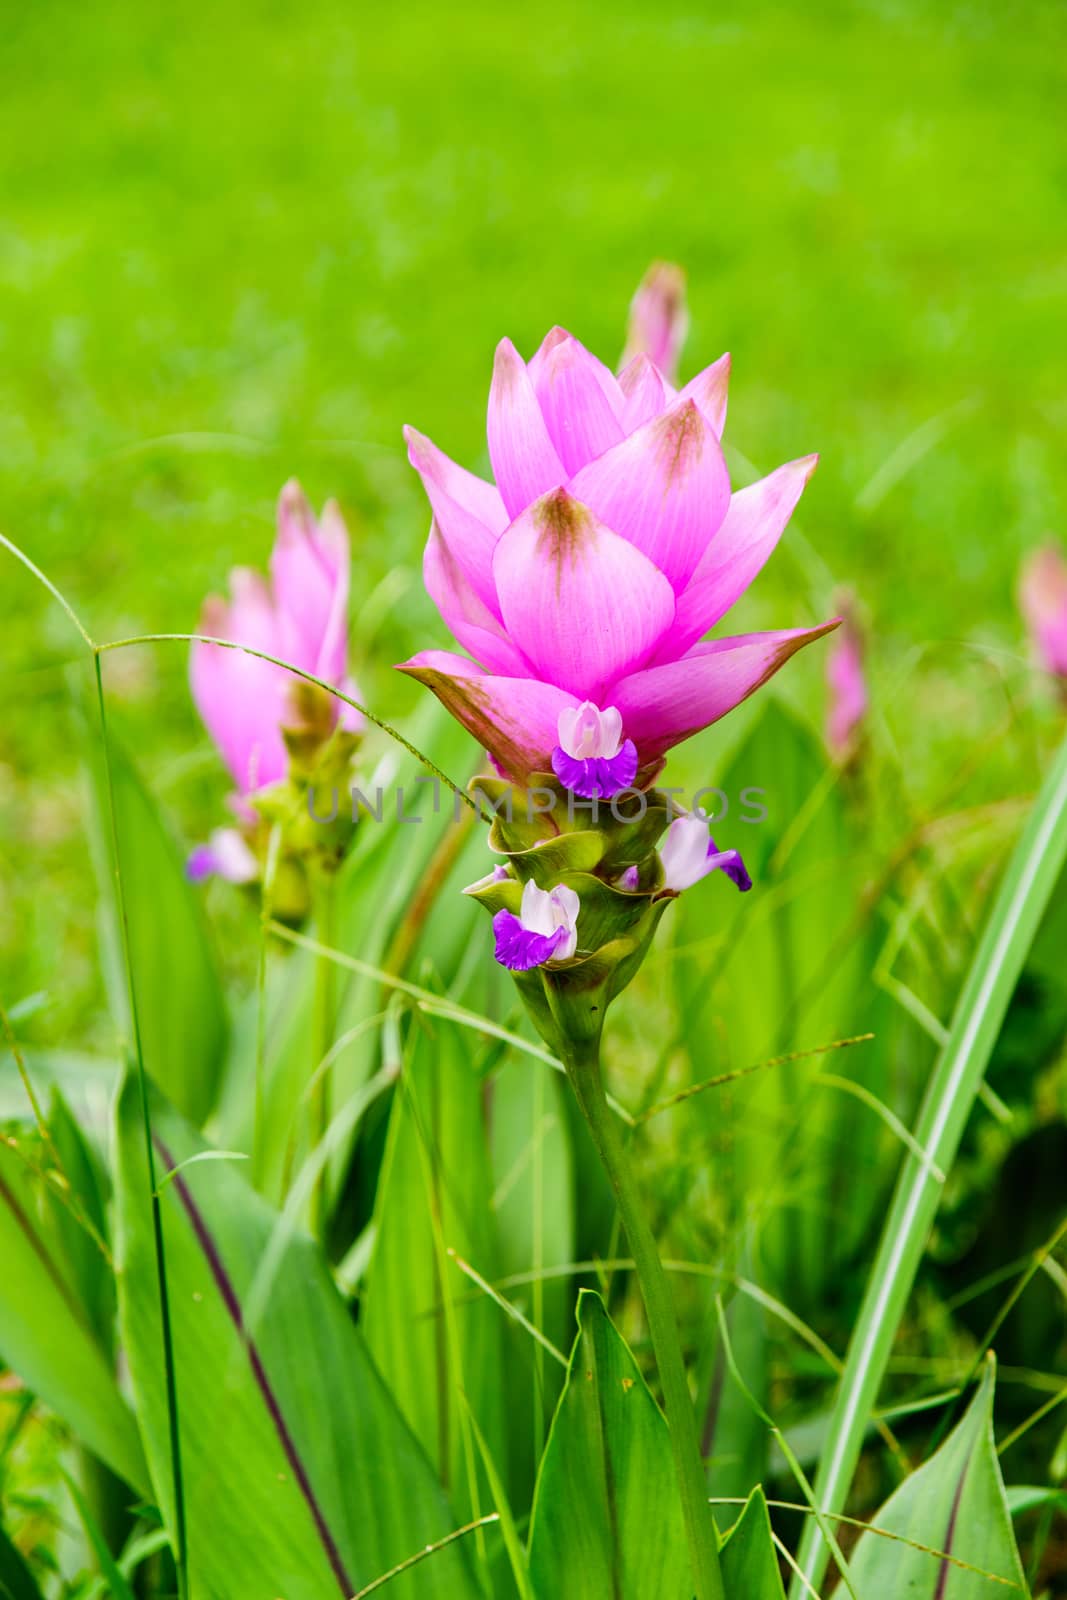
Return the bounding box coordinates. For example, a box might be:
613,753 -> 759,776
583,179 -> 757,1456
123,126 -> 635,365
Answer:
528,1290 -> 690,1599
834,1362 -> 1027,1597
113,1070 -> 482,1600
794,731 -> 1067,1596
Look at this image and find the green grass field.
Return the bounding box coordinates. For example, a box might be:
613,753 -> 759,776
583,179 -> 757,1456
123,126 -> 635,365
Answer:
3,0 -> 1066,1035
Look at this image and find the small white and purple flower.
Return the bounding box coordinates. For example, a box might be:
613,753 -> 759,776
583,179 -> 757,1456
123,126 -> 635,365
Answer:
492,880 -> 580,971
659,811 -> 751,895
551,701 -> 638,799
186,827 -> 258,885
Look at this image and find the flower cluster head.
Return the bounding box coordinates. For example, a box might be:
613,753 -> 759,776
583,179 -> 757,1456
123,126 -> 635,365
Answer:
401,268 -> 837,1046
399,318 -> 835,790
189,481 -> 364,890
1020,544 -> 1067,685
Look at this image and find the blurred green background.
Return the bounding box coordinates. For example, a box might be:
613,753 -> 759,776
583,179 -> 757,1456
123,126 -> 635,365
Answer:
2,0 -> 1065,1038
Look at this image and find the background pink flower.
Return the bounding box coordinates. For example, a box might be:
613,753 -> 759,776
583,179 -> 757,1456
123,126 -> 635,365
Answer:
1020,544 -> 1067,682
825,595 -> 868,756
191,480 -> 362,796
620,261 -> 690,385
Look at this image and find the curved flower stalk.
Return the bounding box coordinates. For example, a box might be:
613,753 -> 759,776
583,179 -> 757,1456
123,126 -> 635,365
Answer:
399,291 -> 838,1600
1020,543 -> 1067,689
825,590 -> 869,758
189,481 -> 365,900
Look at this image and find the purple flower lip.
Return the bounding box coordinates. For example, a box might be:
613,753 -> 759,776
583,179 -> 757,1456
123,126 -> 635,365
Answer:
550,700 -> 638,798
492,880 -> 580,972
659,811 -> 752,895
493,913 -> 568,971
551,743 -> 638,799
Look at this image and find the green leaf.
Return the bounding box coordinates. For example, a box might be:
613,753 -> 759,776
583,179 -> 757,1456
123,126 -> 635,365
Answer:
1005,1485 -> 1067,1518
113,1069 -> 482,1600
0,1520 -> 45,1600
87,729 -> 227,1126
215,696 -> 478,1203
795,729 -> 1067,1597
528,1290 -> 690,1599
718,1487 -> 787,1599
0,1138 -> 148,1494
60,1469 -> 137,1600
489,1053 -> 575,1501
701,1284 -> 770,1504
834,1363 -> 1028,1598
45,1089 -> 115,1350
362,1013 -> 506,1518
675,700 -> 922,1308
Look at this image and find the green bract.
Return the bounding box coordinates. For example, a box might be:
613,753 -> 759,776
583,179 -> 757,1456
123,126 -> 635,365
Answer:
464,773 -> 673,1051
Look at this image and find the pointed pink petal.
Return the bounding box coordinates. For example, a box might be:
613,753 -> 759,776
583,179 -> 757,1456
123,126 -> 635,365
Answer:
397,650 -> 573,782
529,326 -> 627,420
404,425 -> 508,536
612,622 -> 840,759
568,399 -> 730,592
676,352 -> 731,438
190,577 -> 291,793
492,488 -> 676,701
487,338 -> 567,521
617,354 -> 675,431
309,499 -> 351,688
529,332 -> 625,475
405,426 -> 506,616
526,324 -> 570,386
423,520 -> 530,676
661,455 -> 818,659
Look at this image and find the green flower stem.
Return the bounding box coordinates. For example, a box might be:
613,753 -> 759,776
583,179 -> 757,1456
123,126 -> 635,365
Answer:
563,1036 -> 725,1600
311,872 -> 338,1238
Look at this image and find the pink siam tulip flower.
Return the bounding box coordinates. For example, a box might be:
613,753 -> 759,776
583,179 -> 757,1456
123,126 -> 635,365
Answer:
620,261 -> 690,386
1019,545 -> 1067,682
399,328 -> 837,788
191,481 -> 363,798
659,810 -> 751,895
825,596 -> 868,757
493,880 -> 580,971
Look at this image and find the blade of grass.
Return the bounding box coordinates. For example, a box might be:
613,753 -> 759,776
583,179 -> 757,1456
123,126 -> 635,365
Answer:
792,729 -> 1067,1598
446,1249 -> 568,1368
93,653 -> 188,1600
459,1398 -> 538,1600
96,633 -> 475,810
714,1297 -> 859,1600
635,1035 -> 873,1126
0,531 -> 96,650
347,1515 -> 500,1600
61,1468 -> 137,1600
